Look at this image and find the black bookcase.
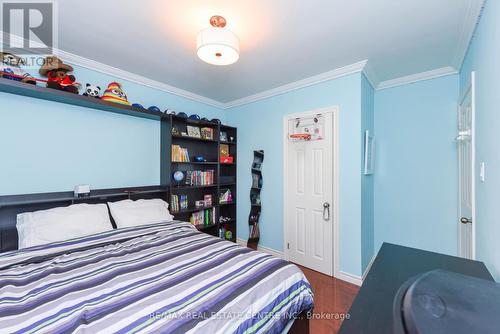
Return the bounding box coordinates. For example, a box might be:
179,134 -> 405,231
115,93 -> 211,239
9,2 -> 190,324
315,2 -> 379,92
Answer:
161,115 -> 237,242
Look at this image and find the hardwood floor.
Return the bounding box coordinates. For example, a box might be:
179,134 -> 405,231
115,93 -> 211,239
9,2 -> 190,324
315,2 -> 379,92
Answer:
296,265 -> 359,334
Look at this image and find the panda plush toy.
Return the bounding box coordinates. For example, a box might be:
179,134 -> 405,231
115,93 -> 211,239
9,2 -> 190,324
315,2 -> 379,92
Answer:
82,83 -> 101,98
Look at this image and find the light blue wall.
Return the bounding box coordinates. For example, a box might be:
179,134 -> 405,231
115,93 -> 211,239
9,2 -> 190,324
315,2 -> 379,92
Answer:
0,63 -> 225,195
361,74 -> 374,272
374,75 -> 459,256
460,0 -> 500,280
226,73 -> 365,276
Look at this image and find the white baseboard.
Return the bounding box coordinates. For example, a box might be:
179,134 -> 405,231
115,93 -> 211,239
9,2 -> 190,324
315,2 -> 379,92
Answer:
237,238 -> 367,286
236,238 -> 285,259
362,254 -> 376,281
336,254 -> 376,286
236,238 -> 246,247
337,271 -> 363,286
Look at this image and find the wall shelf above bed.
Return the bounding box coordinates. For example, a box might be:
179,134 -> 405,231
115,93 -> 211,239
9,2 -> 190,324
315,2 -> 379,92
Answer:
0,78 -> 165,121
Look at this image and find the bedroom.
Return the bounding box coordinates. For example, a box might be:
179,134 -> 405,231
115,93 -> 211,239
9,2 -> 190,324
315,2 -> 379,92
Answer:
0,0 -> 498,333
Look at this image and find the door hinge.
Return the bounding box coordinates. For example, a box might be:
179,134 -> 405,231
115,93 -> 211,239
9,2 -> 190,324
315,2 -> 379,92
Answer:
287,243 -> 290,250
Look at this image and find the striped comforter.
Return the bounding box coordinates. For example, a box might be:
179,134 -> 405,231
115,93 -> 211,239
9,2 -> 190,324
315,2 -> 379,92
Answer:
0,221 -> 314,333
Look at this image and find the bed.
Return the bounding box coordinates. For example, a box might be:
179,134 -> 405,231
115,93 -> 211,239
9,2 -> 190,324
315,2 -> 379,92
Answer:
0,187 -> 314,334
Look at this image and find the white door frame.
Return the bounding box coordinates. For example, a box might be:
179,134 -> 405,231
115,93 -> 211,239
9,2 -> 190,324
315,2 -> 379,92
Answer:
457,72 -> 476,260
283,106 -> 340,278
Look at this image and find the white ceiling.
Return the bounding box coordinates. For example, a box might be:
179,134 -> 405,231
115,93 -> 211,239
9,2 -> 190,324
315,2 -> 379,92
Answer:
55,0 -> 483,105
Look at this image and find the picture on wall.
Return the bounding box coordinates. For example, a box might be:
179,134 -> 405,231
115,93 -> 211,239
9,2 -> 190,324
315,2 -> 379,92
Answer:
364,130 -> 375,175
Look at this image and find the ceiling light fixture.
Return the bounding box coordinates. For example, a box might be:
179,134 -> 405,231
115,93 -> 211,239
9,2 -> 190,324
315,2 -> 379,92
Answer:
197,15 -> 239,66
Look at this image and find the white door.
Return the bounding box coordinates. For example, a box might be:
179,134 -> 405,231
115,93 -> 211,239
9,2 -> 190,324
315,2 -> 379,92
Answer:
286,111 -> 334,275
457,72 -> 475,259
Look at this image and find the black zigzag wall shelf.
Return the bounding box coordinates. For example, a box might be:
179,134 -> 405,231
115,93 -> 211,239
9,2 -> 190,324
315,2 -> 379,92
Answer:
248,150 -> 263,250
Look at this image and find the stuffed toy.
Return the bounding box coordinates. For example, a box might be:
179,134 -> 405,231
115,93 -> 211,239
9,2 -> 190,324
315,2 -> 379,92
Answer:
0,52 -> 36,84
39,56 -> 80,94
101,82 -> 130,105
82,83 -> 101,98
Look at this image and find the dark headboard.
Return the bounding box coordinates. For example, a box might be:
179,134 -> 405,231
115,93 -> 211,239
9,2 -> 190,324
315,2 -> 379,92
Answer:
0,185 -> 169,252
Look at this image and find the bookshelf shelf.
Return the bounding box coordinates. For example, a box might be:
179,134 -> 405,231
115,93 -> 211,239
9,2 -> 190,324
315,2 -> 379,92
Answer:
171,184 -> 217,190
171,204 -> 219,214
164,117 -> 237,242
195,223 -> 218,230
172,135 -> 218,143
171,161 -> 218,165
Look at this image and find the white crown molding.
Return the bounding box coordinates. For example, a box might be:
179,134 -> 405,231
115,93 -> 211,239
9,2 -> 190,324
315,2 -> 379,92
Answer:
1,31 -> 226,109
224,60 -> 369,109
58,50 -> 226,109
377,66 -> 459,91
2,30 -> 369,109
1,29 -> 469,108
362,60 -> 379,89
452,0 -> 485,71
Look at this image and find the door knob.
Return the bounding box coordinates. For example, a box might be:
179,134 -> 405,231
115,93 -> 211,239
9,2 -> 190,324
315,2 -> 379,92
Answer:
323,202 -> 330,221
460,217 -> 472,225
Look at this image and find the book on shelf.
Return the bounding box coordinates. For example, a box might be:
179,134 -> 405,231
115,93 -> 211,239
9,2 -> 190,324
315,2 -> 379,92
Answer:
170,194 -> 188,212
185,170 -> 215,186
190,207 -> 216,226
200,127 -> 214,140
172,145 -> 190,162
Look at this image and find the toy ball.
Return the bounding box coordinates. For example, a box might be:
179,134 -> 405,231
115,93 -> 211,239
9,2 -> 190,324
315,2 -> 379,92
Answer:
189,114 -> 201,120
177,112 -> 188,118
201,117 -> 209,121
132,103 -> 144,109
148,106 -> 161,112
194,156 -> 204,162
211,118 -> 221,124
164,109 -> 176,115
173,171 -> 184,182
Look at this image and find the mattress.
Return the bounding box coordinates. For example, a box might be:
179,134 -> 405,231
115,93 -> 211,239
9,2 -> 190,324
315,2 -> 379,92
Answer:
0,221 -> 314,333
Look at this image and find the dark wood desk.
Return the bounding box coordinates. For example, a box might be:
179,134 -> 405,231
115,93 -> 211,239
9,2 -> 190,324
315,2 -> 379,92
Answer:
339,243 -> 494,334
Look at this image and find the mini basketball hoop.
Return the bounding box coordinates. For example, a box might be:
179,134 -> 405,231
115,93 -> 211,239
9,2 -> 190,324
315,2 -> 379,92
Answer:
289,133 -> 312,141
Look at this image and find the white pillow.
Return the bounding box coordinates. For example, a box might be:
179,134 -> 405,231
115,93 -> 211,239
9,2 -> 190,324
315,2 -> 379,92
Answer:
107,199 -> 174,228
16,203 -> 113,249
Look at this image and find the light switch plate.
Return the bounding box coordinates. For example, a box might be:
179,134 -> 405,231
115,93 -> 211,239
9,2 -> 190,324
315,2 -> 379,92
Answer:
480,162 -> 485,182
